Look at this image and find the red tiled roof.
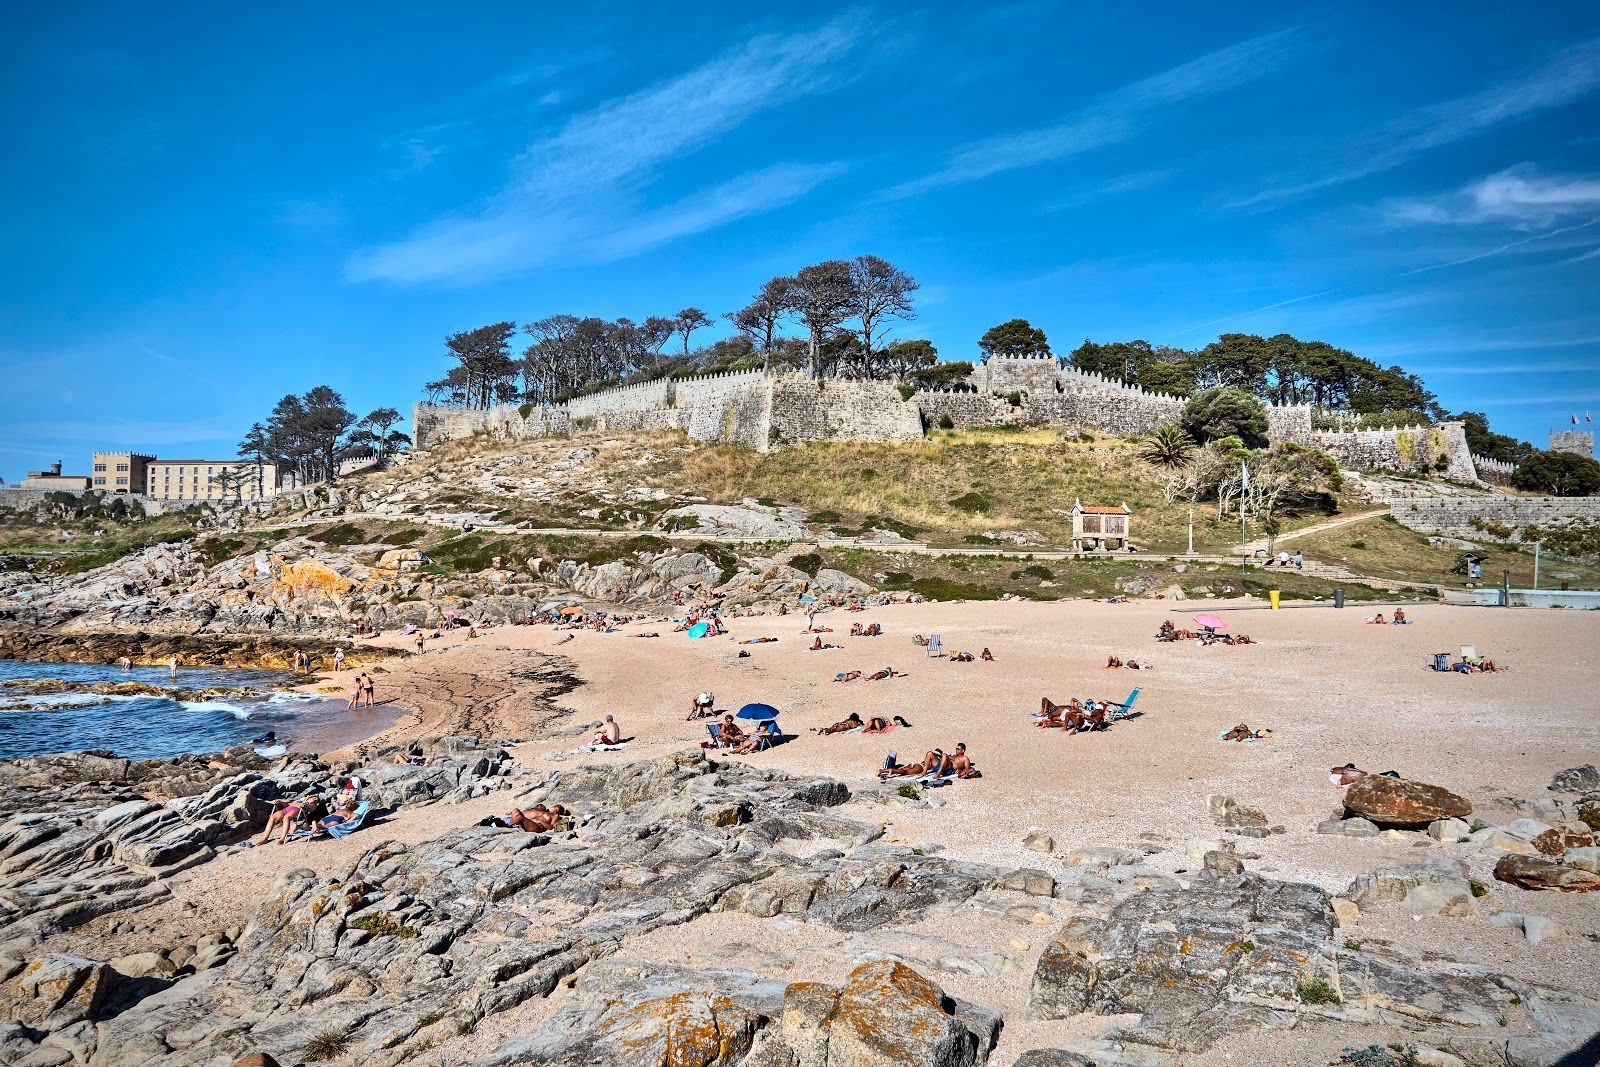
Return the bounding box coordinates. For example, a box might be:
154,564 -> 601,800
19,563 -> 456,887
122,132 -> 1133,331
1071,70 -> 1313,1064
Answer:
1079,505 -> 1129,514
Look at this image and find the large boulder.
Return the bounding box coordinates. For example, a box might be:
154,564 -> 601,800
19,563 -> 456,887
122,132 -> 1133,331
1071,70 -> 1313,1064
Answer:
1346,859 -> 1475,917
0,955 -> 112,1030
1343,777 -> 1471,829
1494,854 -> 1600,893
821,960 -> 985,1067
1549,765 -> 1600,793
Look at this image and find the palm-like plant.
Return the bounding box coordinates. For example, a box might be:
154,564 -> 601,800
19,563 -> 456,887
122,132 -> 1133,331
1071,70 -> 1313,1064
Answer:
1141,426 -> 1196,467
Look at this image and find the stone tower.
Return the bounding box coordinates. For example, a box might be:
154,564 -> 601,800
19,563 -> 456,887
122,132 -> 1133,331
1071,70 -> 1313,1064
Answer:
1549,429 -> 1595,458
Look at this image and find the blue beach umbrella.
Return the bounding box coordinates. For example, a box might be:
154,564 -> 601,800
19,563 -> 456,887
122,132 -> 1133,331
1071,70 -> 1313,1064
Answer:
799,596 -> 816,603
687,621 -> 710,638
736,703 -> 780,721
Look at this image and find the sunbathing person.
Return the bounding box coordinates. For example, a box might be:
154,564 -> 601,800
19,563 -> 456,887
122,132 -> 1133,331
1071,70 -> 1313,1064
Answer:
1104,655 -> 1123,668
877,748 -> 950,779
809,637 -> 839,650
863,623 -> 882,636
980,647 -> 994,661
950,652 -> 974,662
863,716 -> 892,734
742,636 -> 778,644
814,712 -> 864,735
591,714 -> 621,746
877,757 -> 929,779
1125,659 -> 1149,670
866,667 -> 901,680
947,742 -> 978,777
1330,763 -> 1367,787
833,671 -> 863,683
258,794 -> 321,846
732,719 -> 780,753
686,692 -> 716,720
717,715 -> 745,747
1233,634 -> 1257,644
506,804 -> 569,833
1220,723 -> 1271,741
1367,613 -> 1388,625
392,752 -> 435,766
1393,608 -> 1408,624
850,622 -> 863,636
311,796 -> 361,836
913,634 -> 929,646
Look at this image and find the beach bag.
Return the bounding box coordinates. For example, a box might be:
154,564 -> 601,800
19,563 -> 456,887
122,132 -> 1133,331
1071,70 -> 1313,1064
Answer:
883,750 -> 898,770
1432,653 -> 1450,672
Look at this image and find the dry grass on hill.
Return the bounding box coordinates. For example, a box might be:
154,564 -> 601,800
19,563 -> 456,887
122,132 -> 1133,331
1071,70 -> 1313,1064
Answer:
1291,514 -> 1600,590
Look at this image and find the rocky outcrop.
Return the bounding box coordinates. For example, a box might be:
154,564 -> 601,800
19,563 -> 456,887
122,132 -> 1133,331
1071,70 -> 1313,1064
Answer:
0,738 -> 514,961
484,958 -> 998,1067
0,630 -> 397,671
1494,854 -> 1600,892
5,752 -> 1045,1066
1342,776 -> 1471,829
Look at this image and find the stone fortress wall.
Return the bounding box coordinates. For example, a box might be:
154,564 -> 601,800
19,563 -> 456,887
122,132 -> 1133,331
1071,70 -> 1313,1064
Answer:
413,355 -> 1482,484
1549,429 -> 1595,458
1391,495 -> 1600,542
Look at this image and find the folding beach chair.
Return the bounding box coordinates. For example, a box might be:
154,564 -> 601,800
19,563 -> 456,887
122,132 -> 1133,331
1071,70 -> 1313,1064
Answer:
926,634 -> 942,658
324,802 -> 372,840
1103,688 -> 1141,725
705,723 -> 724,747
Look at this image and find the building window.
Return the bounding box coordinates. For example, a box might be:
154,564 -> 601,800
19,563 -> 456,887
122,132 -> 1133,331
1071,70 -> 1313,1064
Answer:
116,464 -> 129,472
94,464 -> 106,472
94,477 -> 106,485
116,477 -> 127,485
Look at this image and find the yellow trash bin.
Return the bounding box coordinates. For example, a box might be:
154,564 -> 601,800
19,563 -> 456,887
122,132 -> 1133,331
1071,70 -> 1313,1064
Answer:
1269,590 -> 1280,610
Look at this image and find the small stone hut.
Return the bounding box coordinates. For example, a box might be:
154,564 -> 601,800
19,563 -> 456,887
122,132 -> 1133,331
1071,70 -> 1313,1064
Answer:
1071,500 -> 1132,552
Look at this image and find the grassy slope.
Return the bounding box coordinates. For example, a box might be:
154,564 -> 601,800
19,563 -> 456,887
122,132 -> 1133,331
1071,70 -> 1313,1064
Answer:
1292,514 -> 1600,591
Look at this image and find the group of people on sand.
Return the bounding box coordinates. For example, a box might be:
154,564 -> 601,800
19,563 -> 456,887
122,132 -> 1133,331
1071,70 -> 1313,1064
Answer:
878,743 -> 978,779
707,713 -> 781,754
848,622 -> 883,637
815,712 -> 912,735
832,668 -> 902,682
345,673 -> 377,710
1034,696 -> 1116,733
256,776 -> 365,845
1366,608 -> 1411,625
1155,621 -> 1256,646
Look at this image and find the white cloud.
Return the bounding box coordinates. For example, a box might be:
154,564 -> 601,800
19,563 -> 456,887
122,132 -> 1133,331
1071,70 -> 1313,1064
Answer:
884,30 -> 1299,199
347,17 -> 863,284
1234,38 -> 1600,209
1387,164 -> 1600,227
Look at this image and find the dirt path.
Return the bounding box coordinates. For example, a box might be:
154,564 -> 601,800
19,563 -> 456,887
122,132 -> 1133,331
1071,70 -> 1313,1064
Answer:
1242,507 -> 1390,553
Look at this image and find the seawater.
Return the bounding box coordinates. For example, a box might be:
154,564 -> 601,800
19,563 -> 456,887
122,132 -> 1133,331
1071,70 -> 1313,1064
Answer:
0,660 -> 398,761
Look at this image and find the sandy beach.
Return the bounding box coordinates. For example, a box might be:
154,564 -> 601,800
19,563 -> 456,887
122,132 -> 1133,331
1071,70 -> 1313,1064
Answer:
57,595 -> 1599,1066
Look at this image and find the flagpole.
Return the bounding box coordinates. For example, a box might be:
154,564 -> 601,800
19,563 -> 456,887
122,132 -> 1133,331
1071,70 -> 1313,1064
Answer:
1239,461 -> 1249,586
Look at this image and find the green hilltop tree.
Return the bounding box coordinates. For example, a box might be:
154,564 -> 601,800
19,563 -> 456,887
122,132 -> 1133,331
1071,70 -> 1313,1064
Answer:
1511,451 -> 1600,497
978,319 -> 1049,360
1180,386 -> 1269,448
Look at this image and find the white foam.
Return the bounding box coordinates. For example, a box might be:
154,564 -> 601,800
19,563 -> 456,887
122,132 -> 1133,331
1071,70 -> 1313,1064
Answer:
179,700 -> 252,720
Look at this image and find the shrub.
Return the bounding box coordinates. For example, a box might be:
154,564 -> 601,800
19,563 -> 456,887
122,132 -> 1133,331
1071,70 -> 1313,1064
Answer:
1348,540 -> 1366,549
1181,386 -> 1269,447
897,784 -> 919,799
1140,426 -> 1196,468
300,1028 -> 352,1061
354,912 -> 420,938
1469,878 -> 1489,898
1512,451 -> 1600,496
1011,564 -> 1054,580
1298,977 -> 1341,1005
789,552 -> 824,578
949,491 -> 993,514
937,413 -> 955,430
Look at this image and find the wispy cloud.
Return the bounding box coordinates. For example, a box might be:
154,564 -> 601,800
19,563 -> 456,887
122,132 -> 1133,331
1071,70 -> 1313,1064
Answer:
347,17 -> 863,284
1386,164 -> 1600,228
1405,360 -> 1600,375
1235,37 -> 1600,209
1176,288 -> 1342,334
883,29 -> 1300,199
1397,217 -> 1600,276
1562,245 -> 1600,264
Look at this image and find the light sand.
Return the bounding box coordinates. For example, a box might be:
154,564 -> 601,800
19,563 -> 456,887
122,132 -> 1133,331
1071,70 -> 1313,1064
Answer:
64,597 -> 1600,1064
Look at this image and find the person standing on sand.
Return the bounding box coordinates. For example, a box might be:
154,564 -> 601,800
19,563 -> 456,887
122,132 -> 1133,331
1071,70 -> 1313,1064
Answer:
346,678 -> 360,710
333,647 -> 345,671
362,673 -> 375,707
1295,551 -> 1303,570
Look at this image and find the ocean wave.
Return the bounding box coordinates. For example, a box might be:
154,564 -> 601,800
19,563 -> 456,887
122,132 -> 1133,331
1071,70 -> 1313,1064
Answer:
178,700 -> 253,720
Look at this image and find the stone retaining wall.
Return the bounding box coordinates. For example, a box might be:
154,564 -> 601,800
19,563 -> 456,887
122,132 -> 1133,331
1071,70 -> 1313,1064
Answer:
1390,495 -> 1600,540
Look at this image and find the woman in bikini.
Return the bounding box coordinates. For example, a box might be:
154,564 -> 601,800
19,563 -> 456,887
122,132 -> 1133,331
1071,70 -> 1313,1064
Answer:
814,712 -> 864,735
258,794 -> 321,845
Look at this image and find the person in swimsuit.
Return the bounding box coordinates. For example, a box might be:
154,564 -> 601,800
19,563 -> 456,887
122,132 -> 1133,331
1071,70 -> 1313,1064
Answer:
333,648 -> 345,670
362,674 -> 375,707
258,794 -> 321,845
814,712 -> 864,735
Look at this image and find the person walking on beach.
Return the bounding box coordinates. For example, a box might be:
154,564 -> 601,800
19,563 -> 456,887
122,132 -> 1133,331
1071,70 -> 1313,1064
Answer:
1294,551 -> 1303,570
346,678 -> 360,710
414,633 -> 425,655
333,647 -> 346,672
362,673 -> 375,707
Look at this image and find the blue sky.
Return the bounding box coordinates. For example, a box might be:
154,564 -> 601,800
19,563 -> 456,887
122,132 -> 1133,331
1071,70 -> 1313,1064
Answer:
4,2 -> 1600,478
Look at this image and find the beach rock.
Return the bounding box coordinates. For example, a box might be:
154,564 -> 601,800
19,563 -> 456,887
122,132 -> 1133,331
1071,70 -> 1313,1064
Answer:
0,955 -> 111,1030
1023,831 -> 1054,853
1494,854 -> 1600,892
1491,912 -> 1567,945
230,1056 -> 282,1067
1529,827 -> 1593,857
1331,898 -> 1360,925
1411,1050 -> 1465,1067
1346,859 -> 1475,917
1062,847 -> 1142,868
1550,765 -> 1600,793
1504,818 -> 1557,840
1316,817 -> 1380,838
1343,777 -> 1471,829
1566,846 -> 1600,873
1468,828 -> 1542,855
1428,818 -> 1470,842
107,952 -> 175,980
